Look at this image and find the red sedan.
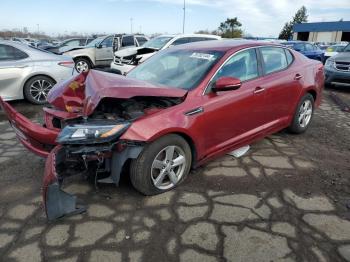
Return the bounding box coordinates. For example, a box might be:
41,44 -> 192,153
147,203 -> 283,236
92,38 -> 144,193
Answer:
0,40 -> 324,220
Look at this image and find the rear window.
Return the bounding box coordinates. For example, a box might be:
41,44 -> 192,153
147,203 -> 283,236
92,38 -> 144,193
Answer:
260,47 -> 289,74
122,36 -> 135,47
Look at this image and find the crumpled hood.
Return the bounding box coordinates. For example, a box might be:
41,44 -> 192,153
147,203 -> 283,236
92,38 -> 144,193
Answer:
47,70 -> 187,116
114,46 -> 157,57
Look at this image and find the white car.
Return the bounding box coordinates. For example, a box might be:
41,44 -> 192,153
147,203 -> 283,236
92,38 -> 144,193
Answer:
64,34 -> 149,73
324,44 -> 348,60
110,34 -> 221,75
0,41 -> 75,104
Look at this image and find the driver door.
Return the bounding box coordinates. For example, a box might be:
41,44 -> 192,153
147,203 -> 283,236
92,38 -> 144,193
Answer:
198,48 -> 267,157
95,36 -> 114,66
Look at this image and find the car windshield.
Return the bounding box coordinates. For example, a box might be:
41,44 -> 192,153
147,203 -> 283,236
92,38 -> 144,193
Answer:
86,37 -> 104,47
142,36 -> 173,50
343,44 -> 350,52
127,49 -> 224,90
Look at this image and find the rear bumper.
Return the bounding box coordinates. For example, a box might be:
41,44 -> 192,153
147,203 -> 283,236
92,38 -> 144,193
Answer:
0,97 -> 59,157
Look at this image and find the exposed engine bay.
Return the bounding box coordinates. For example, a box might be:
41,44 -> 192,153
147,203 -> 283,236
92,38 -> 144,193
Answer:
90,96 -> 183,122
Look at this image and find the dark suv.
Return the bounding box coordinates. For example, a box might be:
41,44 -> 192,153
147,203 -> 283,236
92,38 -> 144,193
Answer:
325,44 -> 350,87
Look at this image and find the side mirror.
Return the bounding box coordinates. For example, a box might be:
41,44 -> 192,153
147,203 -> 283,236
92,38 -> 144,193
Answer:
212,77 -> 241,92
95,43 -> 102,49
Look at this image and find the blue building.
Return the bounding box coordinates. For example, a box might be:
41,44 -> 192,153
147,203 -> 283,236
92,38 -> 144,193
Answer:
293,21 -> 350,42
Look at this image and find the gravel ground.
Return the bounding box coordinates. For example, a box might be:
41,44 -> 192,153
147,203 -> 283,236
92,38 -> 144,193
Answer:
0,89 -> 349,262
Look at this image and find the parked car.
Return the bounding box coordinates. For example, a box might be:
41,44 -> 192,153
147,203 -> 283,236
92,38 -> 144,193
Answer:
325,43 -> 350,87
43,37 -> 95,54
110,34 -> 221,75
0,40 -> 324,220
11,37 -> 36,46
282,41 -> 325,63
64,34 -> 148,73
324,44 -> 347,60
0,41 -> 75,104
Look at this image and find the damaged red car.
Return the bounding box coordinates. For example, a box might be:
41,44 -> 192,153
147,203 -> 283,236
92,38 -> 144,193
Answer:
0,41 -> 324,220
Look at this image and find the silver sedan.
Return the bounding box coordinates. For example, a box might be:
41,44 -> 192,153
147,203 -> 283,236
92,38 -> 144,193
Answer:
0,41 -> 75,104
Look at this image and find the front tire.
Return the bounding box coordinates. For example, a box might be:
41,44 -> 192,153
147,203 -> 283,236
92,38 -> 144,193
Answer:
288,93 -> 314,134
130,134 -> 192,195
23,76 -> 55,105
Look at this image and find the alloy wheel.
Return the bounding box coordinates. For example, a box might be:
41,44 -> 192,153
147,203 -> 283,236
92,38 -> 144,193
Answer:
298,100 -> 313,128
29,79 -> 52,103
75,61 -> 89,73
151,145 -> 187,190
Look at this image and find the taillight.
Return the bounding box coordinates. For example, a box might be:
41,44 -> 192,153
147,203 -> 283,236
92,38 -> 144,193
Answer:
58,61 -> 74,68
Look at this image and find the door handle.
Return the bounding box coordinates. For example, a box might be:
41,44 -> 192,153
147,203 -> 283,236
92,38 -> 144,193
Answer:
294,74 -> 303,80
254,87 -> 265,94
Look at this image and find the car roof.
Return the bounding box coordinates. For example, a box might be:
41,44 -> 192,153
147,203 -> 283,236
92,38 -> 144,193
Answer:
170,39 -> 281,52
157,34 -> 221,39
0,40 -> 31,48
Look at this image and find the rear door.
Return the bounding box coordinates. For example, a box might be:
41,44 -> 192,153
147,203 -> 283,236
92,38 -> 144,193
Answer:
0,44 -> 30,100
258,46 -> 302,128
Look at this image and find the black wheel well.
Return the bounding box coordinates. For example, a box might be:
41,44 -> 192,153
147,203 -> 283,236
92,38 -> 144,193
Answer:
23,74 -> 56,96
173,132 -> 197,168
74,56 -> 93,67
307,89 -> 317,101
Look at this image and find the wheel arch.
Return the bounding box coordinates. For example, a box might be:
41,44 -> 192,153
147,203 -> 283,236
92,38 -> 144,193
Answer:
23,74 -> 57,97
73,56 -> 94,67
172,131 -> 197,168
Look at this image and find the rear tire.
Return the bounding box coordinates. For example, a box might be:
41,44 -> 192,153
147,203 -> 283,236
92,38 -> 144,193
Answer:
23,75 -> 55,105
288,93 -> 314,134
74,57 -> 91,73
130,134 -> 192,195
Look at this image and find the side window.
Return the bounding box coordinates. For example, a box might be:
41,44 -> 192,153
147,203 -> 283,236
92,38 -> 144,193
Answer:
172,37 -> 190,46
284,49 -> 294,65
0,44 -> 28,61
204,37 -> 216,41
136,37 -> 147,46
65,40 -> 80,47
79,39 -> 86,46
86,38 -> 94,45
122,36 -> 135,47
213,49 -> 259,83
188,37 -> 204,43
101,36 -> 113,48
260,47 -> 288,74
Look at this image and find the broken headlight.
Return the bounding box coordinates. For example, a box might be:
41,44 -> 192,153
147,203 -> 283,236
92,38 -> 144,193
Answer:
56,122 -> 130,144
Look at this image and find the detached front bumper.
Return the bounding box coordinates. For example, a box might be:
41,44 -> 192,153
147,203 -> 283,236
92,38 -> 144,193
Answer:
43,145 -> 85,220
0,97 -> 59,157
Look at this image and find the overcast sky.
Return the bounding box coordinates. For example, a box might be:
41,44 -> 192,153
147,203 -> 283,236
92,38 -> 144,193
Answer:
1,0 -> 349,37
